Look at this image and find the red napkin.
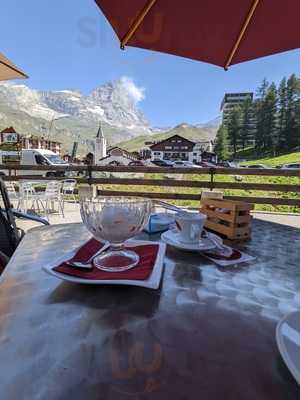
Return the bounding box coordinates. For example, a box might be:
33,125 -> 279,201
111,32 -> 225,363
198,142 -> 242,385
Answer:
204,249 -> 241,260
68,238 -> 105,264
53,241 -> 159,281
68,238 -> 104,262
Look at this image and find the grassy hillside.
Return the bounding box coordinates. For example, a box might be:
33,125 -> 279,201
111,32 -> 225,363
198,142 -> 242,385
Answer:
117,124 -> 217,151
240,151 -> 300,167
117,134 -> 153,152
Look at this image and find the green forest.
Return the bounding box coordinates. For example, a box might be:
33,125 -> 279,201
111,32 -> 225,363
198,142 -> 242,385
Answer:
215,74 -> 300,160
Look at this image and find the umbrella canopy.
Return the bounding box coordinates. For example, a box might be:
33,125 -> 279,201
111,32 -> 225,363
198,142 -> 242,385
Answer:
0,52 -> 28,81
95,0 -> 300,69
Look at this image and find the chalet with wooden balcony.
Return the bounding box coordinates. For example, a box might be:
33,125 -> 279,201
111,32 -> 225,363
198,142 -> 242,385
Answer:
149,134 -> 215,163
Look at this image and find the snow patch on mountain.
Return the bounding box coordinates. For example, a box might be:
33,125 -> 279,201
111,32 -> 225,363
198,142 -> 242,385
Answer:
0,77 -> 150,133
0,82 -> 63,120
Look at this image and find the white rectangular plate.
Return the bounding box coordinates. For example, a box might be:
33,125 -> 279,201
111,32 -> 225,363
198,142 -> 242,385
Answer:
43,240 -> 166,290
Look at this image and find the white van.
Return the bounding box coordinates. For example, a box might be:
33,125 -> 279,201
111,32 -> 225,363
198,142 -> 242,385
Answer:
0,149 -> 68,177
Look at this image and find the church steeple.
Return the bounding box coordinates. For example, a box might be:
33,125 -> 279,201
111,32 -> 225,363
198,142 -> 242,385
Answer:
96,122 -> 104,139
94,121 -> 107,164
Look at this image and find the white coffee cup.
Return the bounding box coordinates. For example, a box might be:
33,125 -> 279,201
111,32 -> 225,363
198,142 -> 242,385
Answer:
175,212 -> 207,244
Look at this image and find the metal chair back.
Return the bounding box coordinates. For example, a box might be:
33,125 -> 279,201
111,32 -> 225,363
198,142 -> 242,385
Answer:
0,179 -> 49,263
5,181 -> 18,201
0,179 -> 20,257
62,179 -> 76,194
45,181 -> 62,198
19,181 -> 36,196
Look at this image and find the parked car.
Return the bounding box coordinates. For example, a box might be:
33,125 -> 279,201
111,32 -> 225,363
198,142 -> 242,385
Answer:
173,161 -> 202,168
151,160 -> 174,167
281,163 -> 300,170
245,164 -> 270,169
199,161 -> 218,168
184,161 -> 203,168
128,160 -> 144,166
218,161 -> 238,168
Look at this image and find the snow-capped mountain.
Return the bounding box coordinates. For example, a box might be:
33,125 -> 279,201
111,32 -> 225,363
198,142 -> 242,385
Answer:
0,77 -> 218,155
0,82 -> 60,120
0,77 -> 150,133
89,79 -> 148,130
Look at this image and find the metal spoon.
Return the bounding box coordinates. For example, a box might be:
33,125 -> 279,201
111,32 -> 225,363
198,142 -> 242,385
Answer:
154,200 -> 182,213
202,230 -> 232,256
66,242 -> 110,269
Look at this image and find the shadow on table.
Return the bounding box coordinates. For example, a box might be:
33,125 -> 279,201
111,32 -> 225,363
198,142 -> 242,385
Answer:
45,281 -> 162,320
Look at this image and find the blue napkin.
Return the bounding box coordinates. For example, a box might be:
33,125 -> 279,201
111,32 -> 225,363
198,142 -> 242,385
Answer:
144,213 -> 175,234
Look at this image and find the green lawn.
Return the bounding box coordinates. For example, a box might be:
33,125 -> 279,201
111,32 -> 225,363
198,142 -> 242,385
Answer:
240,151 -> 300,167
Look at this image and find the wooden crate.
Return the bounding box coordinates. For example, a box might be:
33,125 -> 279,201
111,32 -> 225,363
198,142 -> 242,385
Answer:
200,198 -> 254,240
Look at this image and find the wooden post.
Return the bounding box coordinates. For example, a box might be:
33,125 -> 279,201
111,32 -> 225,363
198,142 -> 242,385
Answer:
224,0 -> 260,70
120,0 -> 158,49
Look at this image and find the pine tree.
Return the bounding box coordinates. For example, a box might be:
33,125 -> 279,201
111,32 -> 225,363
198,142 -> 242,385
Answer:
254,79 -> 269,154
227,106 -> 242,156
240,98 -> 255,150
263,83 -> 278,153
233,73 -> 300,157
277,77 -> 287,151
256,78 -> 269,99
214,124 -> 229,160
254,79 -> 278,154
284,74 -> 300,150
294,104 -> 300,149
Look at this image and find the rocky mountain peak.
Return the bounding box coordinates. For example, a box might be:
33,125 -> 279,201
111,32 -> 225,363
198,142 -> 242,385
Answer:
0,77 -> 150,133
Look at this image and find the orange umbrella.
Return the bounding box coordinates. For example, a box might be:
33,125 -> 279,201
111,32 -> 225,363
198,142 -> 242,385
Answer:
95,0 -> 300,69
0,52 -> 28,81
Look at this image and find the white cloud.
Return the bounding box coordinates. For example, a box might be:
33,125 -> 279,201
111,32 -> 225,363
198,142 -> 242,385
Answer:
120,76 -> 145,104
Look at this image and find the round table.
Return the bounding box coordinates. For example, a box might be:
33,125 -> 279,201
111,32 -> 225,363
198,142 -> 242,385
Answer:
0,220 -> 299,399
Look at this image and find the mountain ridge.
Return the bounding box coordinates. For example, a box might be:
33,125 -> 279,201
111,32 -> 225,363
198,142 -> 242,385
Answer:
118,124 -> 218,152
0,78 -> 220,155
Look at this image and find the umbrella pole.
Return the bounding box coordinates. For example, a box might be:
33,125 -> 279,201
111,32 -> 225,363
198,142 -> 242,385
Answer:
0,59 -> 28,79
120,0 -> 158,49
224,0 -> 260,70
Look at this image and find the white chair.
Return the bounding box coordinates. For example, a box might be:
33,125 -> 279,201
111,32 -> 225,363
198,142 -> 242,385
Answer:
0,178 -> 49,264
37,181 -> 64,220
5,182 -> 21,208
18,181 -> 40,213
4,181 -> 35,213
62,179 -> 77,205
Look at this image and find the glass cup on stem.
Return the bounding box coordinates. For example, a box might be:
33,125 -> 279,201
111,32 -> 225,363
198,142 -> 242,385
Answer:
80,196 -> 152,272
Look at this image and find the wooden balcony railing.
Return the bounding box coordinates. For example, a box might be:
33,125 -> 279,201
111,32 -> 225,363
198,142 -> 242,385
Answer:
1,164 -> 300,207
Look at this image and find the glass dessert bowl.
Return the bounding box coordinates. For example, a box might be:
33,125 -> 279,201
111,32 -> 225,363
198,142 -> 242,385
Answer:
80,196 -> 152,272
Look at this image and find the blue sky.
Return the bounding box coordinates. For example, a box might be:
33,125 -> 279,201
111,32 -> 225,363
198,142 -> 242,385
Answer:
2,0 -> 300,127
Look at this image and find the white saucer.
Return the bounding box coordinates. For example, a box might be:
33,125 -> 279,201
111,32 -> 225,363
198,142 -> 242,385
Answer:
161,229 -> 221,252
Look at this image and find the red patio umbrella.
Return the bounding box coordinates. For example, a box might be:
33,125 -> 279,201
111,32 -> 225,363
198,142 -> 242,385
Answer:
95,0 -> 300,69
